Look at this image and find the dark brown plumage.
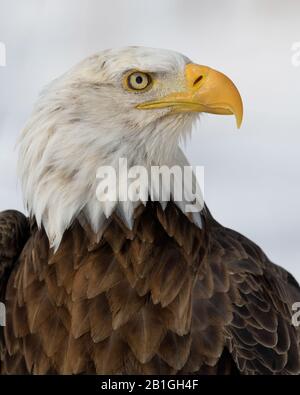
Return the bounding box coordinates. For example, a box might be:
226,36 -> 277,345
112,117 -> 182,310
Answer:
0,203 -> 299,374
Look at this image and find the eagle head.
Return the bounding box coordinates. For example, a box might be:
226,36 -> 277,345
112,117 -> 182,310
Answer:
18,46 -> 243,249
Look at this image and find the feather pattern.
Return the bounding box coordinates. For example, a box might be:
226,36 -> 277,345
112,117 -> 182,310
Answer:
1,202 -> 299,374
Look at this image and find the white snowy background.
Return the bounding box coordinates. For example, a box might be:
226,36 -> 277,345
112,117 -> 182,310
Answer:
0,0 -> 299,280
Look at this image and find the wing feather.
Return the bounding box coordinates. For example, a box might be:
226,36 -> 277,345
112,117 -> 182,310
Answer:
207,218 -> 300,375
0,210 -> 30,371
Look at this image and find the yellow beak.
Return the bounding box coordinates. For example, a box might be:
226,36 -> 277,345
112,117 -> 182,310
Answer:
137,63 -> 243,128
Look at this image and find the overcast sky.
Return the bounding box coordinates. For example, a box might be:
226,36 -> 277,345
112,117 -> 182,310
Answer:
0,0 -> 300,280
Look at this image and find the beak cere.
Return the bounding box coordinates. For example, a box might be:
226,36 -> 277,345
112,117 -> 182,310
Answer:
137,63 -> 243,128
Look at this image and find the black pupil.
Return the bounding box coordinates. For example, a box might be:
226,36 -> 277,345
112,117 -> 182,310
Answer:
135,75 -> 144,84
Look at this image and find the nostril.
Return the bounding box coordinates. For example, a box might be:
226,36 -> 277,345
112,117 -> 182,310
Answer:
193,75 -> 203,86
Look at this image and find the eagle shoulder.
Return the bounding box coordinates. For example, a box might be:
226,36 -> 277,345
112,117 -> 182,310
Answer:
0,210 -> 30,298
0,210 -> 30,369
207,222 -> 300,375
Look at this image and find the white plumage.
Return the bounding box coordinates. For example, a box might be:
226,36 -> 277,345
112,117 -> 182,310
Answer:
18,47 -> 203,249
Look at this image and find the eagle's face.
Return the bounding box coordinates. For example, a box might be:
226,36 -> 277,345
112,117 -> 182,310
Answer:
61,46 -> 242,134
18,46 -> 243,249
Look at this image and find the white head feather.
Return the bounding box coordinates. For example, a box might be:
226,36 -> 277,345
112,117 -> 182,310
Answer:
18,47 -> 203,249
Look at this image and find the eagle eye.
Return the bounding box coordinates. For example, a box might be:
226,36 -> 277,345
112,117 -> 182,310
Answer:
123,71 -> 152,92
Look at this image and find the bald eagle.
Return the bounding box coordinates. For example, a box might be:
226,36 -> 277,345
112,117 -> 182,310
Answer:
0,47 -> 299,375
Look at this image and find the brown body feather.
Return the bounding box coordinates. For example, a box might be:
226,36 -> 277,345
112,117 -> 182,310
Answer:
0,203 -> 299,374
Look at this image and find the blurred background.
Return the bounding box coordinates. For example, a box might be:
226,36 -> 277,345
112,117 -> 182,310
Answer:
0,0 -> 299,279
